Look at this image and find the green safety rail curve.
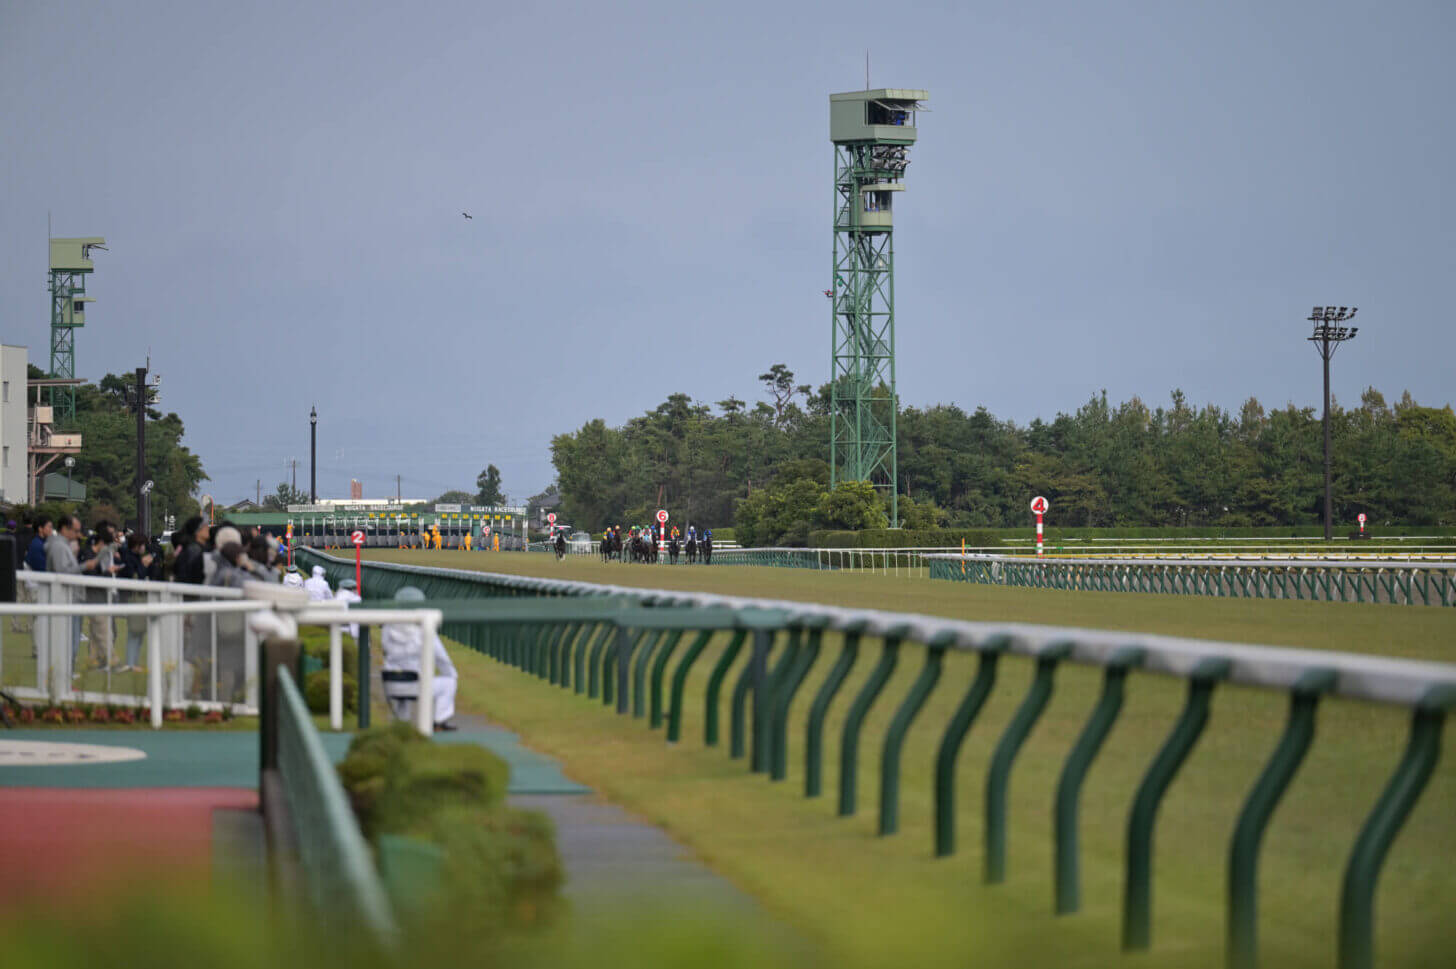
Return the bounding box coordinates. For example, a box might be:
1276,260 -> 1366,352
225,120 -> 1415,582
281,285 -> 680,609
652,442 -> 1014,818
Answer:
296,547 -> 1455,969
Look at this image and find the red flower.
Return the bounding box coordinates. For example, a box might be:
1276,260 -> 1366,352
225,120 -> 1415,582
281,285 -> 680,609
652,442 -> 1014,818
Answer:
17,707 -> 35,723
113,709 -> 135,724
90,707 -> 111,722
65,708 -> 86,723
163,709 -> 184,722
203,710 -> 224,724
41,708 -> 64,724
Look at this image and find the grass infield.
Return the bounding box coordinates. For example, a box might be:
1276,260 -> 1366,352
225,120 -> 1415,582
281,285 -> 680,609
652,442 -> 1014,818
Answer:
332,555 -> 1456,962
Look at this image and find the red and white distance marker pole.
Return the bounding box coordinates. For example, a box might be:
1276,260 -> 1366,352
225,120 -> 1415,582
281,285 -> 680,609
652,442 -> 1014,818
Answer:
351,530 -> 365,595
656,509 -> 669,557
546,512 -> 557,540
286,521 -> 294,568
1030,496 -> 1049,558
1358,512 -> 1366,536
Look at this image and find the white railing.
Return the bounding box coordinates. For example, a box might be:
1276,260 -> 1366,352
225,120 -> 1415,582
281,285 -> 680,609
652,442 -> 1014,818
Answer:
1,575 -> 444,735
4,572 -> 259,712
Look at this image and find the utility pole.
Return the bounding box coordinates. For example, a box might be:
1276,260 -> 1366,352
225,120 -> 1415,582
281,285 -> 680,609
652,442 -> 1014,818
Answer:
309,406 -> 318,502
257,479 -> 261,505
290,457 -> 297,493
397,474 -> 401,500
1307,306 -> 1359,541
135,366 -> 147,533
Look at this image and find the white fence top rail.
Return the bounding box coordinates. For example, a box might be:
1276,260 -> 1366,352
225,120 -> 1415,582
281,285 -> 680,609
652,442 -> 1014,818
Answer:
19,570 -> 246,596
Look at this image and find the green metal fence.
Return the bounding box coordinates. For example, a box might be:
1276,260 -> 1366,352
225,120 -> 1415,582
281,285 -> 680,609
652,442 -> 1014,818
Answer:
927,554 -> 1456,607
274,664 -> 398,942
297,548 -> 1456,969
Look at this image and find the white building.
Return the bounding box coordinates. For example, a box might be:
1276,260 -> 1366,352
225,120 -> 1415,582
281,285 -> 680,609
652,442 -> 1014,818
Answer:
0,346 -> 27,503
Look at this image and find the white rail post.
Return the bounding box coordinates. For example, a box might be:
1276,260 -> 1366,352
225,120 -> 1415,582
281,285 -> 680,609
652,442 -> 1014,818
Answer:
415,615 -> 435,736
244,622 -> 259,709
329,623 -> 344,731
148,615 -> 163,729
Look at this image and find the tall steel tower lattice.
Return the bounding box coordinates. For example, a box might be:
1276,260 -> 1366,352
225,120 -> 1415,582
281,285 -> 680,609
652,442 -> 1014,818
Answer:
48,237 -> 106,423
828,89 -> 926,527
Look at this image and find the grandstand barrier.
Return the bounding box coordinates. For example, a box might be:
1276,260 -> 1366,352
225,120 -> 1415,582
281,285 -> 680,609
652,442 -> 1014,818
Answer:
298,548 -> 1456,969
925,554 -> 1456,607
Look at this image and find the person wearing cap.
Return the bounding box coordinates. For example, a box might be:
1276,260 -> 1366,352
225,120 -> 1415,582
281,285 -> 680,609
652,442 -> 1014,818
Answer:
282,565 -> 305,589
333,577 -> 361,639
303,564 -> 332,601
381,586 -> 457,730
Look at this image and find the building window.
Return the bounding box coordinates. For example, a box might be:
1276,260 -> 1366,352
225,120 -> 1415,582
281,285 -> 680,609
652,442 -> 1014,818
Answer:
73,301 -> 85,314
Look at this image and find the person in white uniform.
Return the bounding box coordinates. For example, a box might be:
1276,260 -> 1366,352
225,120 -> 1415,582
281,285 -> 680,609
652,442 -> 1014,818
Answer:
303,565 -> 332,601
282,565 -> 304,589
333,577 -> 361,639
381,586 -> 457,730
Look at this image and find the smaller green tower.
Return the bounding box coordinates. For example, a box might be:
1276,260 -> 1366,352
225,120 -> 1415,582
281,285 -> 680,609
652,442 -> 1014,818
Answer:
829,89 -> 926,527
48,237 -> 105,424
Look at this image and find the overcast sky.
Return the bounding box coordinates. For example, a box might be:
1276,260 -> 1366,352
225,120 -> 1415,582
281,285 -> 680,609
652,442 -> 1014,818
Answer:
3,1 -> 1452,506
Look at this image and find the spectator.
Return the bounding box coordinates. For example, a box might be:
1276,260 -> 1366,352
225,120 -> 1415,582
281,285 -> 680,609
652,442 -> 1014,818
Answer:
85,522 -> 122,670
46,515 -> 101,674
173,516 -> 209,584
117,532 -> 154,672
207,542 -> 254,590
26,517 -> 51,572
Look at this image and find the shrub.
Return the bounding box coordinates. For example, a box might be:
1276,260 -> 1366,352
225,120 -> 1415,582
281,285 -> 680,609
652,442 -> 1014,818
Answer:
335,722 -> 562,943
304,670 -> 358,716
400,805 -> 565,942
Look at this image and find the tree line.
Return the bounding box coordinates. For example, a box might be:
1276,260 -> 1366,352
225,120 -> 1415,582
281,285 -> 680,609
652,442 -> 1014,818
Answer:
548,365 -> 1456,539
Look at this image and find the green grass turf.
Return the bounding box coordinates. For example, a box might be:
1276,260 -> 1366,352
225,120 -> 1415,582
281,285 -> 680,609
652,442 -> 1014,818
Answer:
367,551 -> 1456,968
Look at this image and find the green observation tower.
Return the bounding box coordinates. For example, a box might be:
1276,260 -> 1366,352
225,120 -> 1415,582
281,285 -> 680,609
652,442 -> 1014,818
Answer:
48,237 -> 106,424
828,89 -> 926,527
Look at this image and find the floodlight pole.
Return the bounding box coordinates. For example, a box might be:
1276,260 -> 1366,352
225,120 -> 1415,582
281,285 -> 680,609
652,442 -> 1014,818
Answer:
309,406 -> 318,503
1307,307 -> 1359,541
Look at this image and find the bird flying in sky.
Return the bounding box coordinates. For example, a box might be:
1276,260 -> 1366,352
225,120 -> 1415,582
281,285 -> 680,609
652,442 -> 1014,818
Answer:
462,211 -> 472,219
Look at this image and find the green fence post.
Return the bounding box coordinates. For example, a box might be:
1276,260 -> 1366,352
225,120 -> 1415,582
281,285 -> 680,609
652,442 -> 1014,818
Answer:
602,625 -> 619,707
986,642 -> 1071,883
665,630 -> 714,741
357,625 -> 371,729
1054,646 -> 1144,914
934,641 -> 1006,857
545,625 -> 566,685
879,633 -> 949,835
1337,684 -> 1456,969
806,627 -> 864,798
648,629 -> 688,729
730,641 -> 756,760
839,632 -> 905,817
750,626 -> 783,774
588,624 -> 610,699
759,626 -> 803,777
704,629 -> 748,747
632,629 -> 665,718
574,623 -> 599,695
1227,667 -> 1335,969
1124,656 -> 1232,952
771,623 -> 825,781
616,626 -> 638,715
